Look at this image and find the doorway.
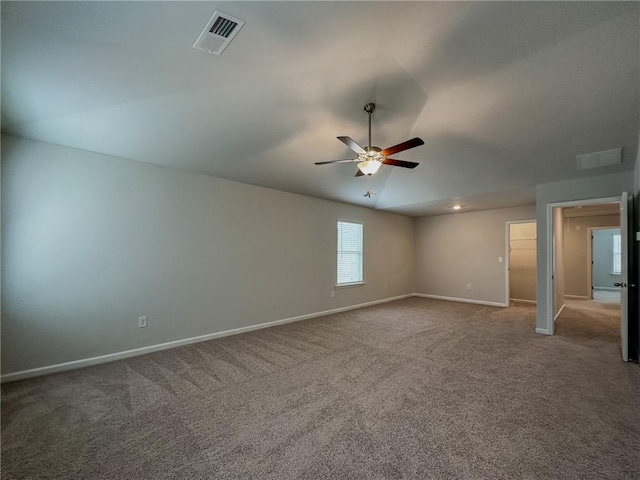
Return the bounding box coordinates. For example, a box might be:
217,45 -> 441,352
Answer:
561,203 -> 621,302
506,221 -> 537,305
546,195 -> 629,361
589,227 -> 622,302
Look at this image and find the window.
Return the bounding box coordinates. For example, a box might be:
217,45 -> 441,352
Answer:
612,233 -> 621,275
337,220 -> 363,285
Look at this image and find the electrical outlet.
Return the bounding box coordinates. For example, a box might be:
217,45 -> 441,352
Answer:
330,291 -> 335,298
498,257 -> 503,263
466,284 -> 472,290
138,316 -> 148,328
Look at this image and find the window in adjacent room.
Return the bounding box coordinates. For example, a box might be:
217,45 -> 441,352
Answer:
337,220 -> 363,286
612,233 -> 621,275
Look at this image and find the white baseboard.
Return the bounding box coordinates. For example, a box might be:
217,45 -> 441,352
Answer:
565,295 -> 589,300
413,293 -> 508,308
535,328 -> 551,335
509,298 -> 537,304
553,303 -> 566,321
1,294 -> 413,383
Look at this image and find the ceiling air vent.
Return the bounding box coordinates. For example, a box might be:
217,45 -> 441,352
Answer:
576,147 -> 622,170
193,11 -> 245,55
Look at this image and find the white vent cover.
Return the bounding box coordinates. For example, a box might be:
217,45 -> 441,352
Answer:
193,11 -> 245,55
576,147 -> 622,170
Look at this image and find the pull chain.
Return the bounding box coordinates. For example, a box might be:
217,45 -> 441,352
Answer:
364,174 -> 375,199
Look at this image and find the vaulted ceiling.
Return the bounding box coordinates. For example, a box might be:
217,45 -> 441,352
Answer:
2,2 -> 638,216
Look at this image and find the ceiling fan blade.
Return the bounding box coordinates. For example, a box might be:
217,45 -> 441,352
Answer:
314,158 -> 358,165
355,170 -> 365,177
382,158 -> 419,169
381,137 -> 424,157
338,136 -> 366,154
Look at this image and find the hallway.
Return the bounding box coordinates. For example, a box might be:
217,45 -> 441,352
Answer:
556,296 -> 620,345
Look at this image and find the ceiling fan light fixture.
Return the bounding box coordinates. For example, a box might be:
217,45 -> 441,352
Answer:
358,159 -> 382,176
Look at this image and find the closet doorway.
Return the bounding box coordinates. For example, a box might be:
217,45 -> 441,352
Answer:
506,221 -> 537,305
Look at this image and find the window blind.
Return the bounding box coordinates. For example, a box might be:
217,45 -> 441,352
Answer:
337,221 -> 363,285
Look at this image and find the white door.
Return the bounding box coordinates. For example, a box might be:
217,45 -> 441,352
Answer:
619,192 -> 629,361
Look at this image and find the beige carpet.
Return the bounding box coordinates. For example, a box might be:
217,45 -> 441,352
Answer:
2,297 -> 639,479
592,289 -> 621,304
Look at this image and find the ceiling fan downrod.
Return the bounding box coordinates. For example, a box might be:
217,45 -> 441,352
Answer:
364,103 -> 375,152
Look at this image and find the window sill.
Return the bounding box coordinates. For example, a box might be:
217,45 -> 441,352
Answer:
335,282 -> 366,288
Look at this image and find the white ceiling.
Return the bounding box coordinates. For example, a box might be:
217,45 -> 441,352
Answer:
2,1 -> 638,216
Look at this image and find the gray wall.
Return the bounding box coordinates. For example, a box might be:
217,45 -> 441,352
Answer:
592,228 -> 621,289
509,222 -> 536,302
535,172 -> 634,333
1,135 -> 415,374
414,206 -> 536,305
563,214 -> 620,297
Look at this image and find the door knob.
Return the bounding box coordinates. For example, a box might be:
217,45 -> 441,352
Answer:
613,282 -> 626,287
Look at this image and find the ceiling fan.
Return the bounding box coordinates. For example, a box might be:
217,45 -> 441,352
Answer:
315,103 -> 424,176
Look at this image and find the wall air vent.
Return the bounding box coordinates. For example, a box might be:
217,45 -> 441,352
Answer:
576,147 -> 622,170
193,11 -> 245,55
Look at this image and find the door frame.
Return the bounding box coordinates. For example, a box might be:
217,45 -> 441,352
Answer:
505,219 -> 537,306
545,196 -> 621,337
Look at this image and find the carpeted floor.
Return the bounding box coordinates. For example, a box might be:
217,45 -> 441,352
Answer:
592,289 -> 621,304
2,297 -> 639,479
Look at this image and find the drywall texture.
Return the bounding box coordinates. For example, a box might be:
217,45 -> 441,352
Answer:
414,206 -> 536,305
1,135 -> 415,374
536,172 -> 633,334
563,214 -> 620,297
509,222 -> 536,302
592,228 -> 621,289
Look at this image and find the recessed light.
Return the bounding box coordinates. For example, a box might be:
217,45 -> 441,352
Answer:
452,204 -> 463,210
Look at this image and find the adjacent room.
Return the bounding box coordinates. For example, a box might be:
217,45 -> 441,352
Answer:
2,2 -> 639,478
554,202 -> 626,352
508,220 -> 537,305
